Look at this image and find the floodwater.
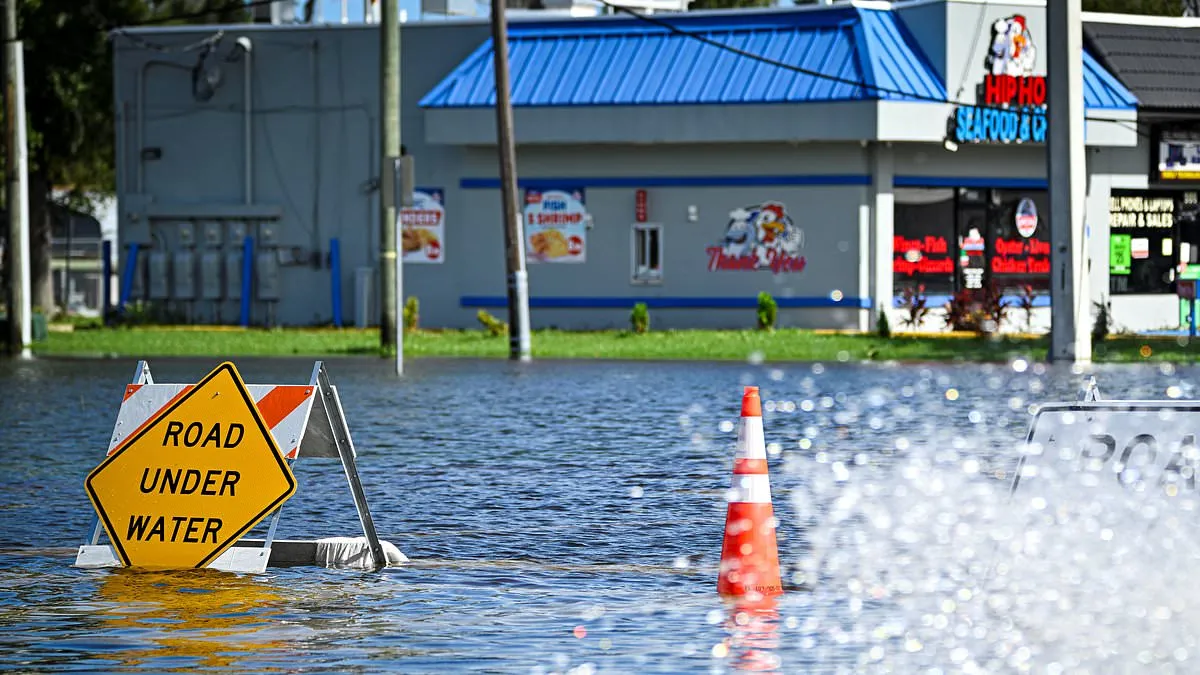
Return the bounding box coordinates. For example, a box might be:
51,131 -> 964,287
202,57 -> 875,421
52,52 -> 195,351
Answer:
0,354 -> 1197,673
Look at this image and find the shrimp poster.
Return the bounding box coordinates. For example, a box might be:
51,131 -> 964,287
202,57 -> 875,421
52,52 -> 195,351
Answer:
399,188 -> 445,264
524,188 -> 588,264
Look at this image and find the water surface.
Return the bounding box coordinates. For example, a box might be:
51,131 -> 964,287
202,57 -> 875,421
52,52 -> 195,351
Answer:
0,355 -> 1195,672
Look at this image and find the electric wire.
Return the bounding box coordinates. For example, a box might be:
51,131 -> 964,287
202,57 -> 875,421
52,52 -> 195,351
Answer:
592,0 -> 1148,137
953,0 -> 991,102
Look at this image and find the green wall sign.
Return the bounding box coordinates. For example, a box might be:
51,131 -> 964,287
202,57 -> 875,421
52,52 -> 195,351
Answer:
1109,234 -> 1132,275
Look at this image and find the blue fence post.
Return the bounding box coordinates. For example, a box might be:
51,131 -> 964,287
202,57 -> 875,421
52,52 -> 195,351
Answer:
117,242 -> 139,315
330,238 -> 342,328
240,236 -> 253,327
101,240 -> 113,322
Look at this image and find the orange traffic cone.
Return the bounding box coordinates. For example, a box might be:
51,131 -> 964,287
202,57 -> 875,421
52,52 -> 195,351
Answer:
718,386 -> 783,599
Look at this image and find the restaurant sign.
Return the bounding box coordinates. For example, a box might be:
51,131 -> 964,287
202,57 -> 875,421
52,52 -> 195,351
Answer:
707,201 -> 806,274
953,15 -> 1047,145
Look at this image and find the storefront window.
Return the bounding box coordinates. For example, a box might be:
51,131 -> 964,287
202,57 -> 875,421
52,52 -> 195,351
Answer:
893,189 -> 955,296
892,187 -> 1051,298
989,189 -> 1051,293
1108,189 -> 1189,295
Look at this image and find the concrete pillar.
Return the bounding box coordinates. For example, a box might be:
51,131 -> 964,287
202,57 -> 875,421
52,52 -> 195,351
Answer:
1085,150 -> 1110,332
868,142 -> 895,331
1047,0 -> 1091,363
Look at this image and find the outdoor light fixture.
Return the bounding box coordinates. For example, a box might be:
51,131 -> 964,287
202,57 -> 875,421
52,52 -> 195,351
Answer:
191,44 -> 223,102
942,114 -> 959,152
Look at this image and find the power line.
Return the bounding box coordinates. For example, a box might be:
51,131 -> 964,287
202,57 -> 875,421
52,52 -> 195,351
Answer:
593,0 -> 1148,136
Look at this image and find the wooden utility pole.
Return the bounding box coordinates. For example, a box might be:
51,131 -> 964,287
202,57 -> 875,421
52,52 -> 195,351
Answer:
1046,0 -> 1091,363
489,0 -> 531,361
379,0 -> 400,354
3,0 -> 30,359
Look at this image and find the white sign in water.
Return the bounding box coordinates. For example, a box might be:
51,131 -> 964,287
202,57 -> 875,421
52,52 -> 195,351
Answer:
1017,402 -> 1200,496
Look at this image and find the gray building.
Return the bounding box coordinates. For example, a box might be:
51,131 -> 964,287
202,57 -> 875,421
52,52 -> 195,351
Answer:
112,0 -> 1199,333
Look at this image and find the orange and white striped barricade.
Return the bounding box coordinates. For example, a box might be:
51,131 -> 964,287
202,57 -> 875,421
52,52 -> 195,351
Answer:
75,360 -> 404,574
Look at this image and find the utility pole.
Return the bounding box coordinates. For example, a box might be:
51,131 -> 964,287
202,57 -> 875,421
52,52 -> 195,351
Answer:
1047,0 -> 1090,364
393,154 -> 412,377
379,0 -> 400,354
489,0 -> 531,361
4,0 -> 30,359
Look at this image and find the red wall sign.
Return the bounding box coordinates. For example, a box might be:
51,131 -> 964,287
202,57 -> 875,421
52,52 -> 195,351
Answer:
635,189 -> 648,223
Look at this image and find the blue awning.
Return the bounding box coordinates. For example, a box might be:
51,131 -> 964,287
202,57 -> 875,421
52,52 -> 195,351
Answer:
419,6 -> 1138,113
419,7 -> 947,108
1082,49 -> 1138,110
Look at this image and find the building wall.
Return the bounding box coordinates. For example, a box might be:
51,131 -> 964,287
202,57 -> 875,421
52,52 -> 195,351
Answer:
114,22 -> 488,327
111,5 -> 1151,334
1088,142 -> 1187,334
446,143 -> 871,330
114,23 -> 876,330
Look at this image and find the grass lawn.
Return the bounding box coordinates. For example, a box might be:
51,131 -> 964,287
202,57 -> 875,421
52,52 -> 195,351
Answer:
26,325 -> 1200,363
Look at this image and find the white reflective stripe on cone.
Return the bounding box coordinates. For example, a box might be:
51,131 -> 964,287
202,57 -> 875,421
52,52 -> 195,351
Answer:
736,416 -> 766,460
728,474 -> 773,504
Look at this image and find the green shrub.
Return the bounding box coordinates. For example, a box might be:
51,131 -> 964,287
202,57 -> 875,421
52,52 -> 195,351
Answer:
756,292 -> 777,331
403,296 -> 419,332
1092,297 -> 1111,343
630,303 -> 650,334
877,309 -> 891,338
476,309 -> 508,337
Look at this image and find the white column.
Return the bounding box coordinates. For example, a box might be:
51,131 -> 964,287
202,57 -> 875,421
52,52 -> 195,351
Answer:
859,202 -> 871,332
869,142 -> 895,332
1085,157 -> 1110,333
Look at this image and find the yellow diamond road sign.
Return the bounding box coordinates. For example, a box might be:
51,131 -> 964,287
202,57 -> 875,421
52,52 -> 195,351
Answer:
85,362 -> 298,569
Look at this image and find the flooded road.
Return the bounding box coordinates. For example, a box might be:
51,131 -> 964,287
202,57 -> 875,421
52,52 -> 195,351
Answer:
0,355 -> 1196,672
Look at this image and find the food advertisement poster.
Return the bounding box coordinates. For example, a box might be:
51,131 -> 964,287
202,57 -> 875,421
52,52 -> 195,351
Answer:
524,187 -> 587,264
399,188 -> 445,264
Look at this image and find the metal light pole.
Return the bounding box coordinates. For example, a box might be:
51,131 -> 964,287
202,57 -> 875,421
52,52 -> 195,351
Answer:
393,156 -> 413,376
1046,0 -> 1091,363
4,0 -> 31,359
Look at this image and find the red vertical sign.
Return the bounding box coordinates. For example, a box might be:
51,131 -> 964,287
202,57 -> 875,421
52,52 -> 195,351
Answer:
635,189 -> 648,223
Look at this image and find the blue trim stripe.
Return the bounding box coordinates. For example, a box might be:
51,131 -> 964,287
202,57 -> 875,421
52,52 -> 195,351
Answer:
894,176 -> 1048,189
462,295 -> 873,310
461,175 -> 872,189
462,175 -> 1053,190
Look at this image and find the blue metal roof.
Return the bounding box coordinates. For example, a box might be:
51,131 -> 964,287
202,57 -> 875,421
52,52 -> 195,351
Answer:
419,7 -> 947,108
1082,48 -> 1138,110
419,6 -> 1138,111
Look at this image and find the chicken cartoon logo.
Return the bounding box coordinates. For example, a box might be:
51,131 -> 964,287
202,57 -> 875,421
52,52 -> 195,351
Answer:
987,14 -> 1036,77
709,201 -> 806,274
